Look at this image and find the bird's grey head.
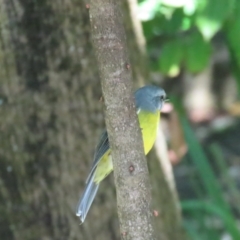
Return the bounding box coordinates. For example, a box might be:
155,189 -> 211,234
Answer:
134,85 -> 166,112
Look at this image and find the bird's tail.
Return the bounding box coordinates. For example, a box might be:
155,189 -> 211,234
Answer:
76,171 -> 99,223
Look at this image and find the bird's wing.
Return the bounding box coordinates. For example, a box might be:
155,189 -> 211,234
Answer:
86,107 -> 141,184
86,130 -> 109,184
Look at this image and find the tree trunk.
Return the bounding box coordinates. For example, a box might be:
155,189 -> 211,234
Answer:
89,1 -> 157,240
0,1 -> 119,239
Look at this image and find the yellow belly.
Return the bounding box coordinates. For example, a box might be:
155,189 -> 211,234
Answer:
94,110 -> 160,183
94,150 -> 112,184
138,110 -> 160,154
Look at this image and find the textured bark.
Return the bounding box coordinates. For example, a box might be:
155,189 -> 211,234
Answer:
89,1 -> 156,240
0,1 -> 119,239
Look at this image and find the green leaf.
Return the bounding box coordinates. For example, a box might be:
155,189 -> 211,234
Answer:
196,0 -> 235,40
161,8 -> 186,34
138,0 -> 161,21
142,8 -> 187,38
224,1 -> 240,96
159,40 -> 183,76
161,0 -> 196,9
225,2 -> 240,67
185,32 -> 211,72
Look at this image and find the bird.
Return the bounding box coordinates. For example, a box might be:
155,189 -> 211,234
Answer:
76,85 -> 166,223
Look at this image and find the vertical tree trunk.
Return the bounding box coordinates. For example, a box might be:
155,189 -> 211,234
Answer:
0,1 -> 119,239
89,0 -> 156,240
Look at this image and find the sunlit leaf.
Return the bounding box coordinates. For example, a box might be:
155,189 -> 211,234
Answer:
138,0 -> 161,21
161,0 -> 196,10
183,0 -> 197,15
196,18 -> 221,40
196,0 -> 234,40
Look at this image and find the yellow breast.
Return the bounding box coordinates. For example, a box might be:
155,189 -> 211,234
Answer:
138,110 -> 160,154
94,110 -> 160,184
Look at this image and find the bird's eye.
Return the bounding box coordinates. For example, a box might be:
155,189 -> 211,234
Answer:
160,95 -> 165,101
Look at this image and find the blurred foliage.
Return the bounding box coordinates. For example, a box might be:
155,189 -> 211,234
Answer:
138,0 -> 240,79
172,97 -> 240,240
137,0 -> 240,239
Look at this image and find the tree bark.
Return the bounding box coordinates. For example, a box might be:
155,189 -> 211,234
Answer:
0,1 -> 119,239
89,1 -> 156,240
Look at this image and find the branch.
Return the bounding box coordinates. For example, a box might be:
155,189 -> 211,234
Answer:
89,1 -> 156,239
